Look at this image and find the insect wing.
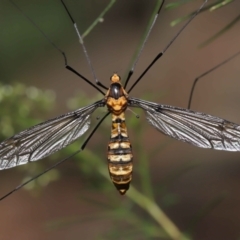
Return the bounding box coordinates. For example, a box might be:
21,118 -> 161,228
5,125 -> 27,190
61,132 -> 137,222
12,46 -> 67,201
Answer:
0,100 -> 103,170
129,97 -> 240,151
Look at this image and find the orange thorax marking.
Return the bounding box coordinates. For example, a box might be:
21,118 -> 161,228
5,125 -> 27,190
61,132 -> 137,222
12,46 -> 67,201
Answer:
105,74 -> 128,115
107,96 -> 128,113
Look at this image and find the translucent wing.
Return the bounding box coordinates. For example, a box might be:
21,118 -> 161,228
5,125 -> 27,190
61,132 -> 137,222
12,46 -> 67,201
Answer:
129,97 -> 240,151
0,100 -> 104,170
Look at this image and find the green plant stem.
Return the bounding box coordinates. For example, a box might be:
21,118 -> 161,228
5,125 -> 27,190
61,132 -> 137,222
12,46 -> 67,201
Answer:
123,0 -> 163,81
98,166 -> 189,240
127,187 -> 190,240
82,0 -> 116,39
138,149 -> 154,199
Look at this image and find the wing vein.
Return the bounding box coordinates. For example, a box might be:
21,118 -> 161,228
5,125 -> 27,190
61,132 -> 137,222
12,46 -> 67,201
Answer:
129,97 -> 240,151
0,100 -> 104,169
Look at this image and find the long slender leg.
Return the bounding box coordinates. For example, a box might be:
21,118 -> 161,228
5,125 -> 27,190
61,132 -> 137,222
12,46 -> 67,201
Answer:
124,0 -> 165,89
0,112 -> 110,201
127,0 -> 208,94
8,0 -> 105,95
188,50 -> 240,109
61,0 -> 108,91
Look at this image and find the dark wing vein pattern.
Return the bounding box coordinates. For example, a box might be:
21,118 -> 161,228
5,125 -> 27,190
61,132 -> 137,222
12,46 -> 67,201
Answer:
129,97 -> 240,151
0,100 -> 103,170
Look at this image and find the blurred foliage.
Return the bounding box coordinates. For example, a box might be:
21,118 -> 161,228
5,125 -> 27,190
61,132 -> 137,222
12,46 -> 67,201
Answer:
0,83 -> 55,139
166,0 -> 239,47
0,0 -> 236,239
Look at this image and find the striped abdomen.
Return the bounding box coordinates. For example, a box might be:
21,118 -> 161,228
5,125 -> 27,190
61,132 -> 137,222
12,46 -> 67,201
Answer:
107,113 -> 133,195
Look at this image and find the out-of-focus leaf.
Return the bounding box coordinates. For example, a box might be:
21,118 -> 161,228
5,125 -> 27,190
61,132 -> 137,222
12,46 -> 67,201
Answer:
210,0 -> 234,11
169,0 -> 238,46
165,0 -> 196,10
170,0 -> 235,26
199,14 -> 240,47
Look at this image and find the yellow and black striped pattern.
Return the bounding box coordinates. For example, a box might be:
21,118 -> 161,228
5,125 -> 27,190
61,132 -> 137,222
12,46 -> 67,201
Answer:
108,113 -> 133,194
105,74 -> 133,194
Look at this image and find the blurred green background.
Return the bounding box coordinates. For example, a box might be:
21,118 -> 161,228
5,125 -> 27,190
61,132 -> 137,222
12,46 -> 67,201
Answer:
0,0 -> 240,239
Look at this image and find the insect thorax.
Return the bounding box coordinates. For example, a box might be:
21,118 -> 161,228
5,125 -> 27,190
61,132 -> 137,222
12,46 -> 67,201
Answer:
106,81 -> 128,115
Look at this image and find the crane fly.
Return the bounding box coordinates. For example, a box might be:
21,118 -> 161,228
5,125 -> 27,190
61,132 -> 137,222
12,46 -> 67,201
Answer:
1,0 -> 240,198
